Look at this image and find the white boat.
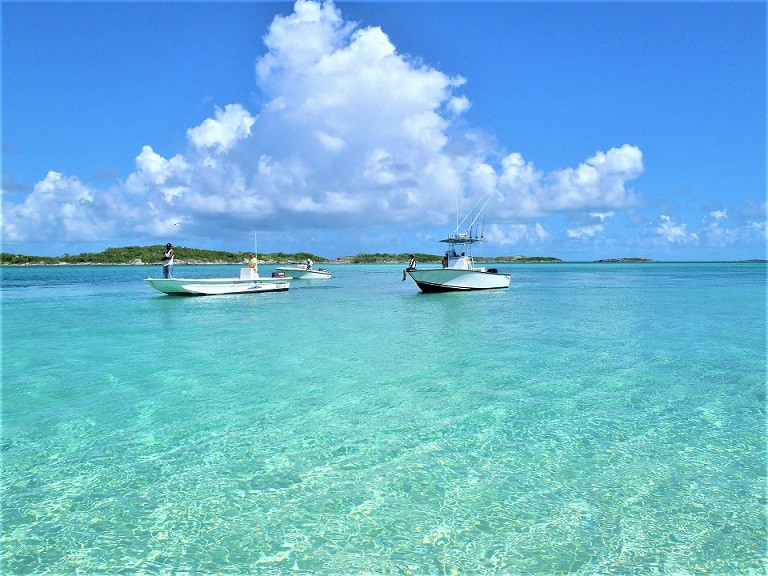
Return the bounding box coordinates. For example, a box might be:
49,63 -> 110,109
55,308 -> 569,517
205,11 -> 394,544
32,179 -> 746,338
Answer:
147,267 -> 290,296
275,263 -> 332,279
407,195 -> 510,292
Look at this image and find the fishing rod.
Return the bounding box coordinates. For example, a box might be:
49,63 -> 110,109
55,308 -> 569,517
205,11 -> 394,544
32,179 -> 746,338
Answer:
466,191 -> 496,233
454,190 -> 495,234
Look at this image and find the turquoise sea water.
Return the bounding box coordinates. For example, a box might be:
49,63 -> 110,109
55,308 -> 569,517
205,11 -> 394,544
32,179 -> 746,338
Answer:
2,262 -> 766,575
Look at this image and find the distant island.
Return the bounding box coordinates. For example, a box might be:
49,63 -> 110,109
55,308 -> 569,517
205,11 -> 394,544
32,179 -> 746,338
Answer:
336,254 -> 563,264
1,245 -> 327,266
594,257 -> 655,263
0,245 -> 563,266
2,247 -> 763,266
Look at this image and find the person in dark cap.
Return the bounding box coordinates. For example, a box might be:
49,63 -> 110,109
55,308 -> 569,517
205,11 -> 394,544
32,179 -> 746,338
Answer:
162,243 -> 175,278
402,254 -> 415,281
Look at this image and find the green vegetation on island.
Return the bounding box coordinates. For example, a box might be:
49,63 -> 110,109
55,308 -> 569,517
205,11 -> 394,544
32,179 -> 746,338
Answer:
484,255 -> 563,263
594,257 -> 655,263
1,246 -> 564,266
0,245 -> 328,266
335,253 -> 562,264
337,253 -> 440,264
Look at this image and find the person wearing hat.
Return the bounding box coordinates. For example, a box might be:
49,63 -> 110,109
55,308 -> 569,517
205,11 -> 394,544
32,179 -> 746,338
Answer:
162,243 -> 175,278
402,254 -> 416,281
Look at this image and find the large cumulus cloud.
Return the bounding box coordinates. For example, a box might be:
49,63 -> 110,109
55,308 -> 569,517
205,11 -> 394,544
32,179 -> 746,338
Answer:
3,0 -> 646,249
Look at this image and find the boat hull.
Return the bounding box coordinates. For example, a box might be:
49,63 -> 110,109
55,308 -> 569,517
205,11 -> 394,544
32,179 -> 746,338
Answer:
146,277 -> 290,296
275,267 -> 332,279
408,268 -> 510,292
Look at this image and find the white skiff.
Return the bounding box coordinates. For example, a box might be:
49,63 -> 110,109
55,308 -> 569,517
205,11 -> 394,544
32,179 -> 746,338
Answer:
274,264 -> 331,279
147,268 -> 290,296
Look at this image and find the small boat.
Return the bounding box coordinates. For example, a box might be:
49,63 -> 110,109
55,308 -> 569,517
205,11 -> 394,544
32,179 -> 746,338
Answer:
275,263 -> 332,279
407,194 -> 510,292
147,267 -> 290,296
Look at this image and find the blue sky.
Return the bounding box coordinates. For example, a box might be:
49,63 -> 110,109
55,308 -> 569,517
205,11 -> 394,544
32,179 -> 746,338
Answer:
2,1 -> 766,260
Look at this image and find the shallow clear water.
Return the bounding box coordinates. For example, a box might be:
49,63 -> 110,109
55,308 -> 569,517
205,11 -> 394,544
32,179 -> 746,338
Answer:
2,263 -> 766,575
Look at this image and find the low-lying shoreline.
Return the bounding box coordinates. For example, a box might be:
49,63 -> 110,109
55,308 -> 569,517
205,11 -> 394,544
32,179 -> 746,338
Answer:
3,245 -> 765,266
1,247 -> 565,266
3,256 -> 566,267
5,258 -> 767,267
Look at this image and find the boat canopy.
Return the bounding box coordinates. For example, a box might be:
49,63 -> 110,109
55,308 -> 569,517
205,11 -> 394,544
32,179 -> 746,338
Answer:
440,190 -> 497,246
439,233 -> 484,245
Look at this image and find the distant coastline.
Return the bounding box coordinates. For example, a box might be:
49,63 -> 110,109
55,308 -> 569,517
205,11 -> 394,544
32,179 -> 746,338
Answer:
1,256 -> 565,266
594,257 -> 655,263
1,245 -> 564,266
1,246 -> 765,266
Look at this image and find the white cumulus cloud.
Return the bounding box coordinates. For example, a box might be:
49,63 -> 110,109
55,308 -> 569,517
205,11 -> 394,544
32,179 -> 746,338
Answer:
2,0 -> 651,252
3,171 -> 127,242
546,144 -> 642,212
566,224 -> 605,239
484,222 -> 549,246
186,104 -> 256,153
651,214 -> 698,244
494,146 -> 642,220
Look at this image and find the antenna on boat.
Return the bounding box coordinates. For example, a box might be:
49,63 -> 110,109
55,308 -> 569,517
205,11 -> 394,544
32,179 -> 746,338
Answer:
253,233 -> 258,272
455,194 -> 485,234
465,191 -> 496,235
455,195 -> 459,233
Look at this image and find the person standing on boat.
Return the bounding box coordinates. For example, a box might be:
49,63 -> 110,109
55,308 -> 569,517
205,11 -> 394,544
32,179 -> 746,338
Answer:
162,243 -> 174,278
442,251 -> 449,268
248,253 -> 258,271
402,254 -> 416,281
306,258 -> 313,270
